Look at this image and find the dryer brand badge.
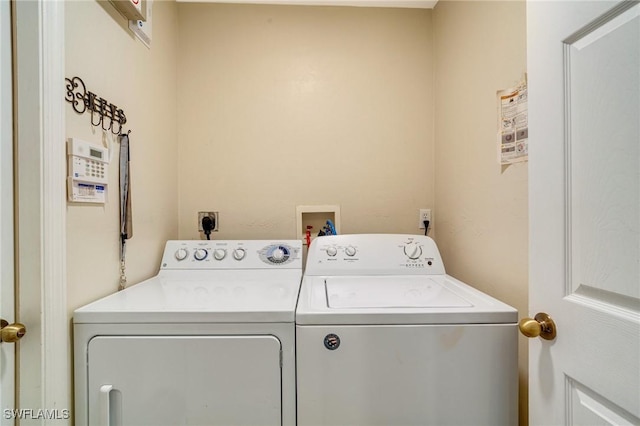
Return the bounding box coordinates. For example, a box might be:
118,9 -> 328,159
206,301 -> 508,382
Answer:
324,333 -> 340,350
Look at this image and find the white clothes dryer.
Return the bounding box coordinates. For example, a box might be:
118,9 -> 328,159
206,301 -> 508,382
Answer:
296,234 -> 518,426
74,240 -> 301,426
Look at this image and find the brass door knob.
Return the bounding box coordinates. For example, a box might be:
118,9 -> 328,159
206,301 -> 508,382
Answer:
1,319 -> 26,343
519,312 -> 556,340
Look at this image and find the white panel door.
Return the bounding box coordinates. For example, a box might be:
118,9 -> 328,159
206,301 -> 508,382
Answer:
87,335 -> 282,426
527,0 -> 640,424
0,0 -> 15,422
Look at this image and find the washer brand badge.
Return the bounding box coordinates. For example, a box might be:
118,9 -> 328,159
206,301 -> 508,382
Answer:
324,333 -> 340,350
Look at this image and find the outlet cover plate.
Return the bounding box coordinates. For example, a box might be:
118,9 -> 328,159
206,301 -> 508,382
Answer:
198,211 -> 219,232
418,209 -> 431,229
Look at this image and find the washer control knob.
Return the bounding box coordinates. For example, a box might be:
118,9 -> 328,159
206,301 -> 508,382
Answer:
194,248 -> 208,261
233,248 -> 246,261
213,248 -> 227,260
175,248 -> 189,261
345,246 -> 357,257
326,246 -> 338,257
404,244 -> 422,260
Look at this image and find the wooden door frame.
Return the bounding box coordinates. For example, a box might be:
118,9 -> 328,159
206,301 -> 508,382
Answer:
14,0 -> 68,420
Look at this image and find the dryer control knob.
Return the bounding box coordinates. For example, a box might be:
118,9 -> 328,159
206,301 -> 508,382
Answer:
271,248 -> 285,261
213,248 -> 227,261
404,244 -> 422,260
345,246 -> 357,257
326,246 -> 338,257
233,248 -> 246,261
194,248 -> 208,261
175,248 -> 189,261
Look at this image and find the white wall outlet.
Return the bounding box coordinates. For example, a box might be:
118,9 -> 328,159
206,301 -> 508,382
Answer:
198,211 -> 219,232
418,209 -> 432,229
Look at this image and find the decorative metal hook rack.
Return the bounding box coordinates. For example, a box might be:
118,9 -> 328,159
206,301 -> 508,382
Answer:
65,76 -> 127,135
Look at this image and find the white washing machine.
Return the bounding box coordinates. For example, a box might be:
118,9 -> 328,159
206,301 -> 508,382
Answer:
74,240 -> 302,426
296,234 -> 518,426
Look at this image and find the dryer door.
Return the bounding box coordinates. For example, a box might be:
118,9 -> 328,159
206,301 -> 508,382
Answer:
87,335 -> 282,426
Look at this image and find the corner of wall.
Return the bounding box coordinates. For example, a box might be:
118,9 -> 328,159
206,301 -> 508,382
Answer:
432,1 -> 529,424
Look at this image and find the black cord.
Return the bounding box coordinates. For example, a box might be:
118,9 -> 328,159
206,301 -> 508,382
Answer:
202,216 -> 215,240
423,220 -> 430,236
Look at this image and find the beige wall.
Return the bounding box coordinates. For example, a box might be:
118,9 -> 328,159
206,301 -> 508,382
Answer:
63,1 -> 528,421
433,1 -> 528,424
65,0 -> 179,313
176,4 -> 434,240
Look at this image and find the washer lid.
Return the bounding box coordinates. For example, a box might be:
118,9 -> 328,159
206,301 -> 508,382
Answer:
296,274 -> 518,325
326,276 -> 472,308
74,269 -> 302,324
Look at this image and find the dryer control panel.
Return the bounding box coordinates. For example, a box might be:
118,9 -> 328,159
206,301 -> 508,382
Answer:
305,234 -> 446,276
160,240 -> 302,270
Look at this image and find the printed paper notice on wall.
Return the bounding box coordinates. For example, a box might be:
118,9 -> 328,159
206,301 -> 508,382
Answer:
497,76 -> 528,165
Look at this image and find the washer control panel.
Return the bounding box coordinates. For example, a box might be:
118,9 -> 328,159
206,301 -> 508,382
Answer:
161,240 -> 302,269
305,234 -> 446,276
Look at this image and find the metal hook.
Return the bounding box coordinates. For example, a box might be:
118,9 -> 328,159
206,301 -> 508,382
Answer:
109,104 -> 124,135
111,119 -> 122,135
98,98 -> 110,132
90,109 -> 102,127
102,117 -> 112,132
87,92 -> 103,127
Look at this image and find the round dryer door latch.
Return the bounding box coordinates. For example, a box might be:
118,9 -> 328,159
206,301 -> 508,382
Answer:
323,333 -> 340,350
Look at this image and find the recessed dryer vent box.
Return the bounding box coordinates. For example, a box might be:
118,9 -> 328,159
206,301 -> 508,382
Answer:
296,205 -> 341,249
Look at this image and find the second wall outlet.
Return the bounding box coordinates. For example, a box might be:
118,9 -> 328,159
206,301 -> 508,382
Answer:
418,209 -> 432,229
198,211 -> 219,232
